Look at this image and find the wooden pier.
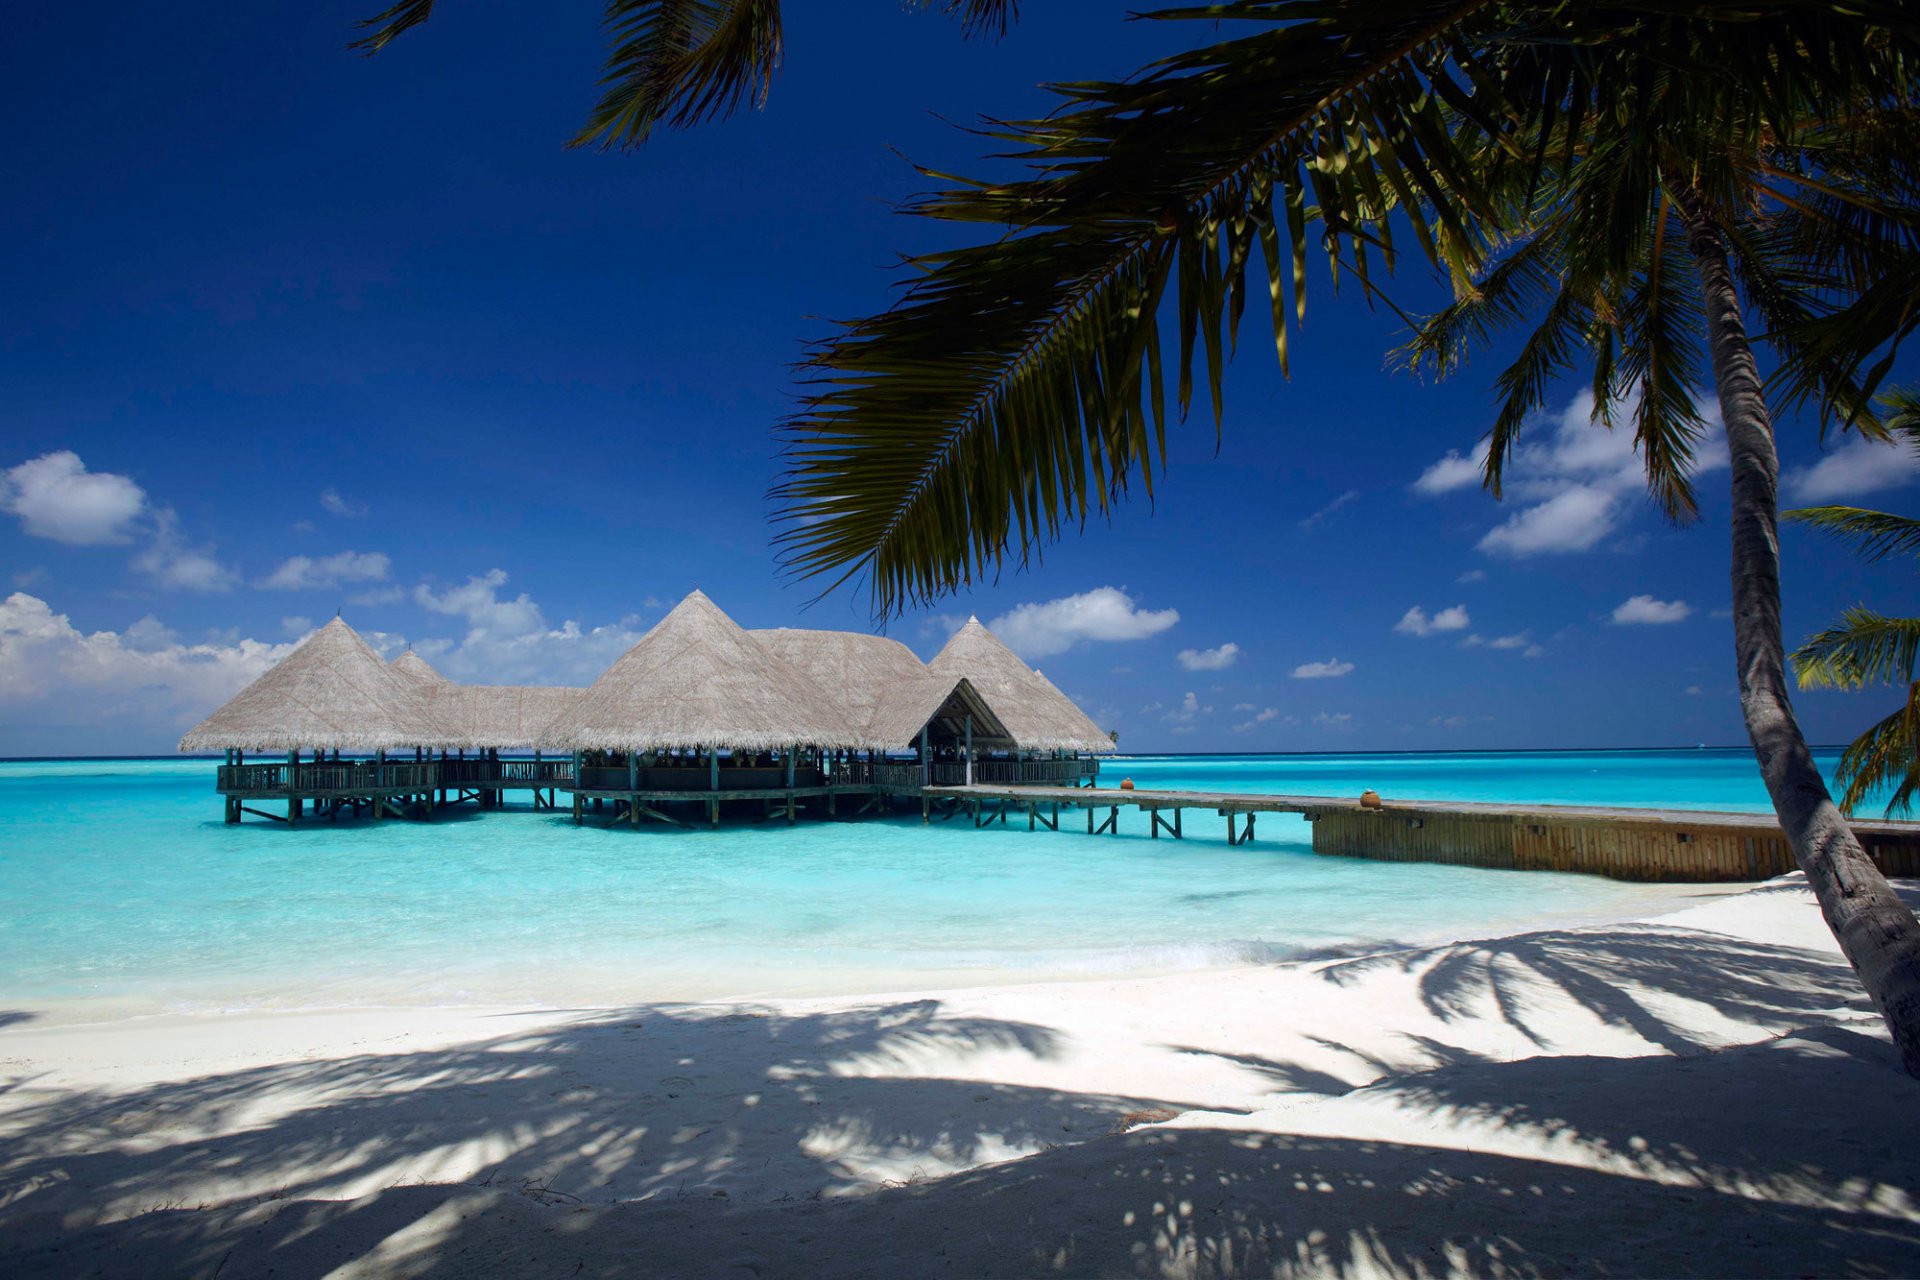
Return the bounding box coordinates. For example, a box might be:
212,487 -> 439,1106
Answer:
209,754 -> 1920,884
925,783 -> 1920,882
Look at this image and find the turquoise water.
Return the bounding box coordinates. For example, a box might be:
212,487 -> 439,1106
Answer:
0,750 -> 1848,1019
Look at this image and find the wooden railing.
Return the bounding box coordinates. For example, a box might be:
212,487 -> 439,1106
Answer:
573,765 -> 827,793
216,754 -> 1100,797
438,758 -> 574,787
218,762 -> 434,794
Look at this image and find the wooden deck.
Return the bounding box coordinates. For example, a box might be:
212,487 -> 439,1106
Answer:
925,783 -> 1920,881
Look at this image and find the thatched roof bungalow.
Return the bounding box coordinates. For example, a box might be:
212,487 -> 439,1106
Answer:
180,618 -> 443,753
182,594 -> 1113,761
931,618 -> 1114,754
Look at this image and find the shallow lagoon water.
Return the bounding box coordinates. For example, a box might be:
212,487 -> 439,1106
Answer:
0,749 -> 1845,1019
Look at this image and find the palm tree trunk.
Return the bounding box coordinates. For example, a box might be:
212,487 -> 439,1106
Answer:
1681,189 -> 1920,1076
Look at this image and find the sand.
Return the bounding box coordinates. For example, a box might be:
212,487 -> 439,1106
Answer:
3,873 -> 1918,1277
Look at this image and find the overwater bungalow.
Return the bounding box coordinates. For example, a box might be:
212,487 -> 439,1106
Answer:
181,589 -> 1110,826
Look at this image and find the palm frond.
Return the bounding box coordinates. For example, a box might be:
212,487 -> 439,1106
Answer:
351,0 -> 435,53
776,0 -> 1517,615
1783,505 -> 1920,562
1828,683 -> 1920,817
923,0 -> 1019,38
1791,607 -> 1920,689
573,0 -> 783,149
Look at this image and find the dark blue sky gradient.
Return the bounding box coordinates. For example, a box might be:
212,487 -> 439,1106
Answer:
4,1 -> 1916,754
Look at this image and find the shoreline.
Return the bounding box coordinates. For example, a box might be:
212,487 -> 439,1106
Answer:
3,876 -> 1746,1031
5,873 -> 1918,1276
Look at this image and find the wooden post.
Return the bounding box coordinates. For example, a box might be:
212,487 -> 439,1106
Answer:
920,726 -> 930,788
710,750 -> 719,793
373,748 -> 384,821
287,749 -> 299,825
785,746 -> 796,790
964,715 -> 973,786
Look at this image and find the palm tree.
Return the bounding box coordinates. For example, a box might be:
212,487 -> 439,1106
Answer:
360,2 -> 1920,1071
351,0 -> 1013,148
1788,397 -> 1920,816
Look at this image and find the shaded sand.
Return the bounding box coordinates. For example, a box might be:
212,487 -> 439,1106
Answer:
2,874 -> 1918,1277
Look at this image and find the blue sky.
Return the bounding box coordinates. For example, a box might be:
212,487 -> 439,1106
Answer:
3,1 -> 1917,757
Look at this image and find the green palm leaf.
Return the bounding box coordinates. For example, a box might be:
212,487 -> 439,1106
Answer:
1791,608 -> 1920,690
775,0 -> 1519,614
1827,684 -> 1920,817
1784,506 -> 1920,562
355,1 -> 1019,148
775,1 -> 1920,615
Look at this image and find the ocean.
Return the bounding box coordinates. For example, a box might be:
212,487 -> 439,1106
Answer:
0,748 -> 1854,1021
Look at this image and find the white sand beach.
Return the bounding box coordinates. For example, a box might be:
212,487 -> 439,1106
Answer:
4,873 -> 1918,1278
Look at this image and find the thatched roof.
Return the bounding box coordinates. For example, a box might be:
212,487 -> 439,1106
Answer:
424,685 -> 583,750
752,628 -> 1014,750
930,618 -> 1115,753
390,650 -> 449,686
538,591 -> 864,752
179,617 -> 441,752
386,651 -> 580,748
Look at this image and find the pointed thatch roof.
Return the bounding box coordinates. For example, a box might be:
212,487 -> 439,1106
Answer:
179,617 -> 442,752
424,685 -> 583,750
390,650 -> 449,687
930,618 -> 1114,753
751,628 -> 1013,750
538,591 -> 863,752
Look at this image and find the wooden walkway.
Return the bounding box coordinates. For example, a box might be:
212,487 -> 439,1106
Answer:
926,783 -> 1920,882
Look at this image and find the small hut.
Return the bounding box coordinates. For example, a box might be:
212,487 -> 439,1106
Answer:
930,618 -> 1113,784
180,618 -> 440,754
753,628 -> 1012,783
179,618 -> 444,822
538,591 -> 865,822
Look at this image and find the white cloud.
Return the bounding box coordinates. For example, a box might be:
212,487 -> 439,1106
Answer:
1783,434 -> 1920,502
347,585 -> 405,606
1298,489 -> 1360,529
260,550 -> 393,591
409,569 -> 650,684
0,451 -> 146,545
1314,711 -> 1354,727
1462,630 -> 1545,658
319,488 -> 369,518
1419,390 -> 1729,558
415,569 -> 545,637
1457,569 -> 1487,584
919,613 -> 967,644
131,508 -> 238,592
0,592 -> 294,751
1163,691 -> 1211,723
281,615 -> 314,638
1478,485 -> 1619,555
987,587 -> 1178,659
1395,604 -> 1470,637
1177,642 -> 1240,671
1412,446 -> 1488,495
1292,657 -> 1354,679
1612,594 -> 1692,625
